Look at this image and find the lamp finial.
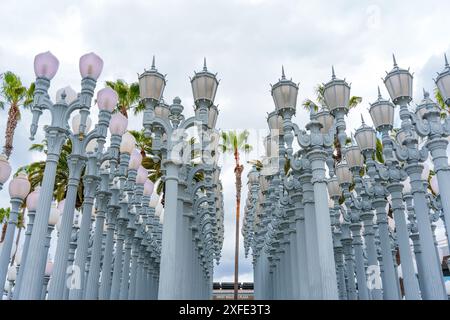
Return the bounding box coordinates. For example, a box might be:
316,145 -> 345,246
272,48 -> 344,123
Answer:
151,55 -> 156,70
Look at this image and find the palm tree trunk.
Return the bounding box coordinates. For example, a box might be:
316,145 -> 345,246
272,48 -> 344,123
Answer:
0,223 -> 7,243
333,136 -> 342,163
233,150 -> 243,300
121,106 -> 128,118
3,103 -> 20,159
10,208 -> 25,264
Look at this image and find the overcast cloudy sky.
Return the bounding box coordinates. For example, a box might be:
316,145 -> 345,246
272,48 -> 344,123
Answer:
0,0 -> 449,283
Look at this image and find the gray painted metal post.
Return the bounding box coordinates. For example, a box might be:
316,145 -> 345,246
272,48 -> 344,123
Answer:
406,165 -> 446,299
387,183 -> 421,299
48,154 -> 86,299
373,199 -> 400,299
98,208 -> 117,299
0,199 -> 22,290
158,161 -> 180,299
300,171 -> 322,299
68,161 -> 98,299
309,149 -> 339,299
12,208 -> 35,298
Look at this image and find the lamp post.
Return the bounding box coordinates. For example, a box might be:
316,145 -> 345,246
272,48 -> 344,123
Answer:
48,86 -> 116,299
19,52 -> 104,300
353,117 -> 400,300
69,113 -> 127,300
13,186 -> 40,298
139,58 -> 219,299
368,87 -> 421,300
335,160 -> 369,299
383,55 -> 446,299
0,173 -> 30,290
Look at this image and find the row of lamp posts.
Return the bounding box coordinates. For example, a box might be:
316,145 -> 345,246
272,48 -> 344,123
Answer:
243,54 -> 450,300
0,51 -> 224,300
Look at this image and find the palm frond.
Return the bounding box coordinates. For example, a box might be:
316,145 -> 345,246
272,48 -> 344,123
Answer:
348,96 -> 362,109
434,87 -> 447,110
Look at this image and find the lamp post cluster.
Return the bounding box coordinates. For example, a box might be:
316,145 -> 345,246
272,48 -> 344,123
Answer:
139,58 -> 224,299
243,55 -> 450,300
0,52 -> 224,300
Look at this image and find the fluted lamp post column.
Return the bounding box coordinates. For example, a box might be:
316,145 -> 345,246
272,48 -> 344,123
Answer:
353,117 -> 400,300
48,86 -> 116,300
383,55 -> 446,299
19,52 -> 105,300
368,87 -> 421,300
0,173 -> 30,291
431,54 -> 450,246
70,112 -> 128,300
13,186 -> 40,298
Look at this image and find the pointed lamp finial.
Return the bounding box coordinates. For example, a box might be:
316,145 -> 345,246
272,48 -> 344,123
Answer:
445,53 -> 449,68
331,65 -> 336,80
361,114 -> 365,125
377,86 -> 382,99
203,57 -> 207,71
151,55 -> 156,70
423,88 -> 429,98
281,65 -> 286,79
392,53 -> 398,67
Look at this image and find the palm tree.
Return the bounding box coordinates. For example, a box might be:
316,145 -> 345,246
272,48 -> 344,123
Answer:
302,83 -> 362,163
435,87 -> 447,110
219,130 -> 252,300
0,71 -> 35,158
16,138 -> 84,206
0,207 -> 10,243
105,79 -> 143,118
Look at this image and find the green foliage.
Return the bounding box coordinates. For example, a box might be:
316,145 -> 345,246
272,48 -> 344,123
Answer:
375,137 -> 384,163
0,208 -> 10,223
219,130 -> 252,156
105,79 -> 143,117
16,138 -> 85,207
434,87 -> 447,110
247,160 -> 263,171
0,71 -> 35,109
302,83 -> 362,111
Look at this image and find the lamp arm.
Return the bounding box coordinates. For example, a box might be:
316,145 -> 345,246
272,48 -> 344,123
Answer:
443,117 -> 450,135
393,141 -> 408,161
373,161 -> 390,181
418,143 -> 429,162
409,111 -> 430,137
292,123 -> 311,148
349,192 -> 362,210
63,100 -> 83,123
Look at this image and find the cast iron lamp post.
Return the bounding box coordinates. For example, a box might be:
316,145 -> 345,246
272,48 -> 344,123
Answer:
0,173 -> 31,290
368,87 -> 422,300
48,87 -> 117,299
353,117 -> 401,299
19,51 -> 105,300
383,55 -> 447,299
13,186 -> 40,298
139,58 -> 219,299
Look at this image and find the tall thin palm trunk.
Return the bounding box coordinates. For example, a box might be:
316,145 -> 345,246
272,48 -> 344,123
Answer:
4,103 -> 19,159
233,150 -> 243,300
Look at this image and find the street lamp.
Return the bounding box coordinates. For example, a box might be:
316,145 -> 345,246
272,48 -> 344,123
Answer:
13,186 -> 40,297
435,54 -> 450,106
383,55 -> 447,300
48,85 -> 117,300
0,172 -> 30,290
19,51 -> 105,300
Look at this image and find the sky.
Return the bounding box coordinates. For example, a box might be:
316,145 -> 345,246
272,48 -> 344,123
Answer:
0,0 -> 450,283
